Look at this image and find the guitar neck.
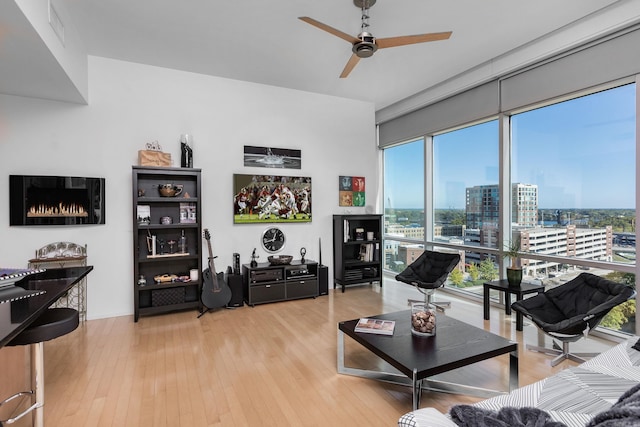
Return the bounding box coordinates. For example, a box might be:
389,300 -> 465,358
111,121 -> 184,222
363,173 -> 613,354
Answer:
206,239 -> 217,275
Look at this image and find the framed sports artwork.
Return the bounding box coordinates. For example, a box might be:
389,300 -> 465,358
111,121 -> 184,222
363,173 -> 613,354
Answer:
233,174 -> 311,224
339,176 -> 365,207
243,146 -> 302,169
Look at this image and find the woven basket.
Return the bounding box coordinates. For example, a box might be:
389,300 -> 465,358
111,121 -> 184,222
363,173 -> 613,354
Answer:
151,287 -> 185,307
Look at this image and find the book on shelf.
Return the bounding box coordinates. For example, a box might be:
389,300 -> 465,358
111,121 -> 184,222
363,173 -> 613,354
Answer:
180,203 -> 197,223
354,318 -> 395,335
137,205 -> 151,225
344,219 -> 349,242
359,243 -> 375,262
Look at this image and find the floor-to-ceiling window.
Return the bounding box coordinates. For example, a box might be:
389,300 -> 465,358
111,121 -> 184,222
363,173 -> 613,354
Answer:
383,138 -> 424,273
433,121 -> 499,248
382,81 -> 637,335
510,83 -> 636,333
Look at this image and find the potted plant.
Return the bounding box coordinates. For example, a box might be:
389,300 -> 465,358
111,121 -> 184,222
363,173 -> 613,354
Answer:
503,235 -> 523,287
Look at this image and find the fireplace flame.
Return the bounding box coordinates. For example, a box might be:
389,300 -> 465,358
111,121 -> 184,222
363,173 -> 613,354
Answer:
27,202 -> 88,217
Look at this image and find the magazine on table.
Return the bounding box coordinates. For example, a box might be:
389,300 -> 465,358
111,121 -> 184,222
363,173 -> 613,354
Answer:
0,268 -> 47,303
354,318 -> 395,335
0,268 -> 45,287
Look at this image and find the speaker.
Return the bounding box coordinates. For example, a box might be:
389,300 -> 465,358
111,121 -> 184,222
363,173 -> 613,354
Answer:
318,265 -> 328,296
233,253 -> 240,275
226,272 -> 244,307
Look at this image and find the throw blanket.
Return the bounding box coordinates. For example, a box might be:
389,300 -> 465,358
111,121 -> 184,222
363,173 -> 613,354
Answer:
450,382 -> 640,427
585,382 -> 640,427
449,405 -> 567,427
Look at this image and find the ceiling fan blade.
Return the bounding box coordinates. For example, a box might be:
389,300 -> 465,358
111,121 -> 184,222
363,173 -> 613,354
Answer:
340,54 -> 361,78
298,17 -> 360,44
376,31 -> 452,49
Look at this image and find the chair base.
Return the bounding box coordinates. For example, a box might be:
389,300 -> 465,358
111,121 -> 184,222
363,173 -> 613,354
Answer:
431,300 -> 451,311
526,341 -> 600,367
407,286 -> 450,312
4,308 -> 78,427
407,298 -> 449,312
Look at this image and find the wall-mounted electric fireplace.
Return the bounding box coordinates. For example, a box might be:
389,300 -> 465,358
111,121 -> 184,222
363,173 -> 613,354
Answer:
10,175 -> 106,226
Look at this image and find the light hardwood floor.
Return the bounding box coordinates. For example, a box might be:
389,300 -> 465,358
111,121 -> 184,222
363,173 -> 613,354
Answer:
41,277 -> 614,426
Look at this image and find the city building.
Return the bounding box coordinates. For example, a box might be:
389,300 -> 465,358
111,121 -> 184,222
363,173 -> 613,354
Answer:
465,185 -> 499,230
519,225 -> 612,277
512,183 -> 539,227
464,183 -> 538,246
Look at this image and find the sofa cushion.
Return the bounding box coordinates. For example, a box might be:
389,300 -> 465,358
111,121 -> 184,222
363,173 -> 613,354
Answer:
445,383 -> 640,427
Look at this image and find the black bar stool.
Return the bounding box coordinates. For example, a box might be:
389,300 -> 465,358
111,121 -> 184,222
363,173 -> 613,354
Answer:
0,308 -> 79,426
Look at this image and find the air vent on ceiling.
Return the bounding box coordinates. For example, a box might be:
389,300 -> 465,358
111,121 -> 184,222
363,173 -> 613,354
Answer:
48,1 -> 65,46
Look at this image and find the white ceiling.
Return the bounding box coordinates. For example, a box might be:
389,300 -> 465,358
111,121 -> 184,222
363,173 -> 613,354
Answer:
2,0 -> 637,111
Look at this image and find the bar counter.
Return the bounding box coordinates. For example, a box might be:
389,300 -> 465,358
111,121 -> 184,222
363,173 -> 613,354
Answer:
0,266 -> 93,348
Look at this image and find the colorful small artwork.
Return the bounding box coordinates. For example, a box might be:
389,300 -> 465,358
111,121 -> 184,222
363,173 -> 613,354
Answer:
339,176 -> 365,207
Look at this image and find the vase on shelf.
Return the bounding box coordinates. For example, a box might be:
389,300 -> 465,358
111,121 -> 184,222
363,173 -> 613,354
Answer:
180,134 -> 193,168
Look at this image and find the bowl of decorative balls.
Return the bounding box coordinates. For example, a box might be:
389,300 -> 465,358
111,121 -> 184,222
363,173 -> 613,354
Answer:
268,255 -> 293,265
410,303 -> 436,336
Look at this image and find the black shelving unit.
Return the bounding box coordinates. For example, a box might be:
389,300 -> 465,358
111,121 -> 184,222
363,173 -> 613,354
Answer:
332,214 -> 383,292
132,166 -> 202,321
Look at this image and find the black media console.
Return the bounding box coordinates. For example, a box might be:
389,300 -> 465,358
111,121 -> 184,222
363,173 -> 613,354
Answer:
242,260 -> 318,306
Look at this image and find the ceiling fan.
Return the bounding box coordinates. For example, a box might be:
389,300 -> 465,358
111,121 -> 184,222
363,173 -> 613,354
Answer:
299,0 -> 452,78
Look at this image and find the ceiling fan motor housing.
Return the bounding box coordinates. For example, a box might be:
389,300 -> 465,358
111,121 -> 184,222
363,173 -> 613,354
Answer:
353,32 -> 378,58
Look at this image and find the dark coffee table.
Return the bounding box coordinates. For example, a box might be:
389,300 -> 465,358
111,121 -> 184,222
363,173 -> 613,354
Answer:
338,310 -> 518,410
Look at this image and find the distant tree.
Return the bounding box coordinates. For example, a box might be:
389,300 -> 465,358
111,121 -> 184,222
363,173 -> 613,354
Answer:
600,272 -> 636,331
435,209 -> 466,225
605,271 -> 636,288
449,268 -> 464,287
390,261 -> 405,274
601,300 -> 635,330
467,263 -> 479,281
479,258 -> 498,281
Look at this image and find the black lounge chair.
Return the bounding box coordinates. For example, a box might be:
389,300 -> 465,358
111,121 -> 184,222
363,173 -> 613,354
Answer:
511,272 -> 636,366
395,250 -> 461,311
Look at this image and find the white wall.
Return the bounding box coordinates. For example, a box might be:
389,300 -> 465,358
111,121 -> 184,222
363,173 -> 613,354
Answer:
0,56 -> 378,320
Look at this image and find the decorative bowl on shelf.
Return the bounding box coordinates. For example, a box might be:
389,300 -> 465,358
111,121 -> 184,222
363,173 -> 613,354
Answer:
268,255 -> 293,265
158,184 -> 183,197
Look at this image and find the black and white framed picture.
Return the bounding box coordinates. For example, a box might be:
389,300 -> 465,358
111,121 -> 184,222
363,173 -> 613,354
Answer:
243,145 -> 301,169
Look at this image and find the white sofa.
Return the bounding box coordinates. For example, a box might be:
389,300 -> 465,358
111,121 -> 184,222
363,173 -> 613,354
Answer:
398,336 -> 640,427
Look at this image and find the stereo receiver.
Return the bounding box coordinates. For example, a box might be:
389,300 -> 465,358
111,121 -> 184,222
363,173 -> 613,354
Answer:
249,269 -> 283,283
285,267 -> 314,280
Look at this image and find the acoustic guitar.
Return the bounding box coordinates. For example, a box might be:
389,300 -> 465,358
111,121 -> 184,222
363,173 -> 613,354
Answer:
199,229 -> 232,316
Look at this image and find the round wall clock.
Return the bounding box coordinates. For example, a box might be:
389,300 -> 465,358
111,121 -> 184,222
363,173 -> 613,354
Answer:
261,227 -> 286,253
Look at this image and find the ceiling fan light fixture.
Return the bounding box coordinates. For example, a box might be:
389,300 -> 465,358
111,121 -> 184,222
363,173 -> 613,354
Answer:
353,0 -> 376,8
353,31 -> 377,58
353,42 -> 377,58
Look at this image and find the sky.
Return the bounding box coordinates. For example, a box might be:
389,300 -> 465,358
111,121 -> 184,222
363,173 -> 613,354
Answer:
385,83 -> 636,210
